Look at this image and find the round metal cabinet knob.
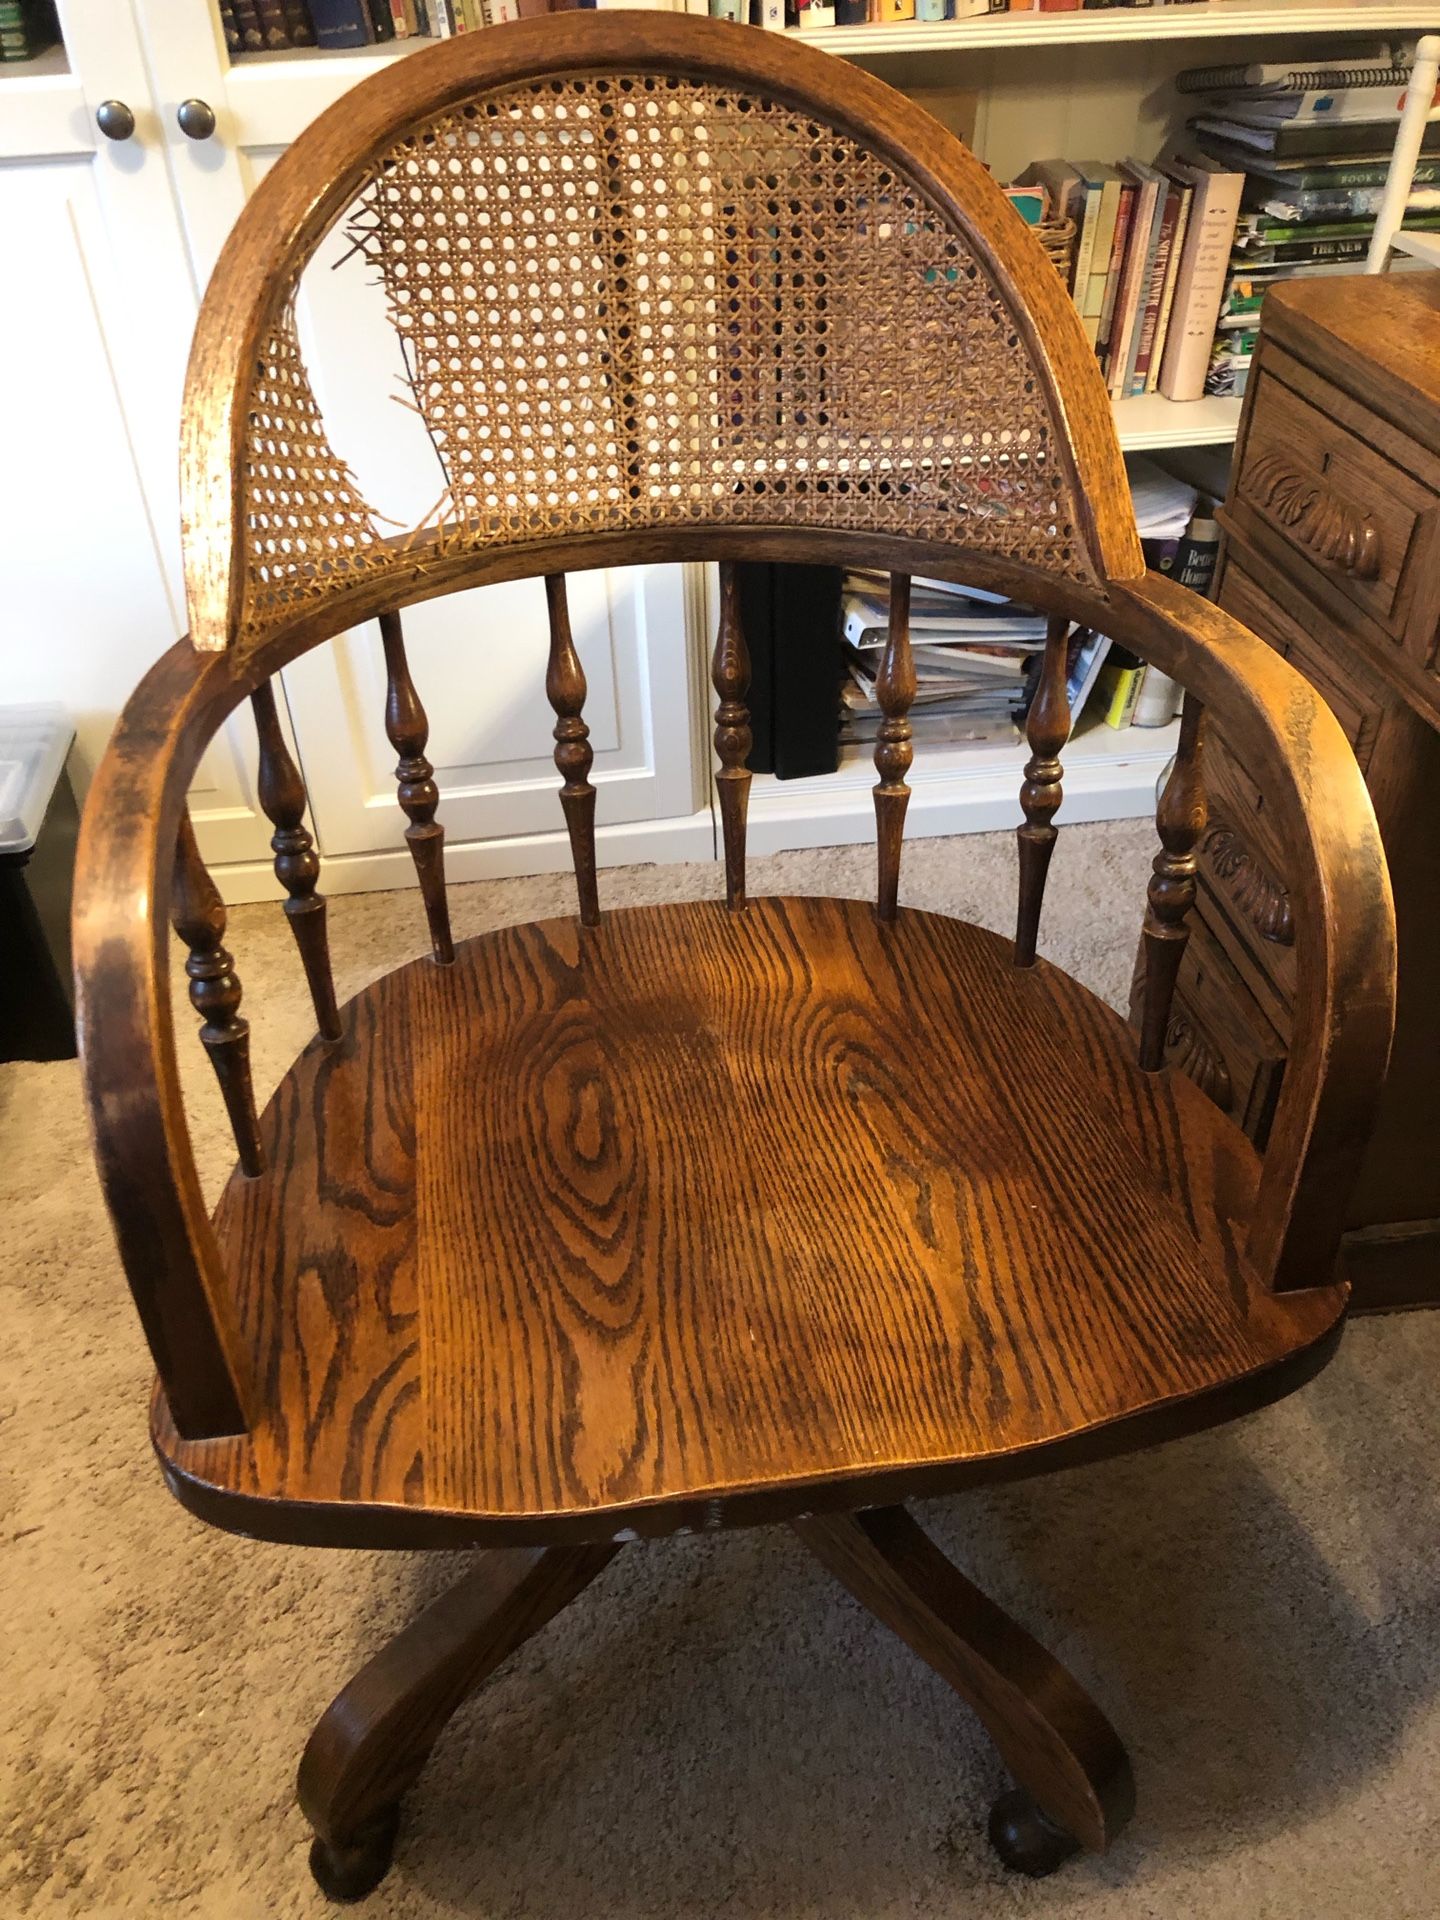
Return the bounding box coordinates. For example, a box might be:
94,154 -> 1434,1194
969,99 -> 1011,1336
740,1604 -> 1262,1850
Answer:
95,100 -> 136,142
177,98 -> 217,141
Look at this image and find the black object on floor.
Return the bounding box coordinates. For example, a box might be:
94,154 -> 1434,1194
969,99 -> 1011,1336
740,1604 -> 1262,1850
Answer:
1,707 -> 78,1063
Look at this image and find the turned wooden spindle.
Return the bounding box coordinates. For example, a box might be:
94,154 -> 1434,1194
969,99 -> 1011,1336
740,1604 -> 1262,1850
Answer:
543,574 -> 600,928
712,561 -> 753,913
873,572 -> 916,925
379,609 -> 454,965
170,808 -> 264,1178
251,679 -> 342,1042
1138,693 -> 1208,1071
1014,612 -> 1073,967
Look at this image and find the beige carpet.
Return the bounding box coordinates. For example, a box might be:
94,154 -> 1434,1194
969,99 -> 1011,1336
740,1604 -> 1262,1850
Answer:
5,822 -> 1440,1920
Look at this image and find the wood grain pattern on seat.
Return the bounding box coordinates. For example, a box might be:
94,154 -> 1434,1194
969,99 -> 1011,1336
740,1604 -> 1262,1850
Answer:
155,897 -> 1345,1546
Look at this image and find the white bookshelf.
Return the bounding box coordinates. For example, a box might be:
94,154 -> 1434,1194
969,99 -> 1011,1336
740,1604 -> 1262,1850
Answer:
0,43 -> 85,162
746,714 -> 1180,855
1114,392 -> 1244,451
799,0 -> 1440,57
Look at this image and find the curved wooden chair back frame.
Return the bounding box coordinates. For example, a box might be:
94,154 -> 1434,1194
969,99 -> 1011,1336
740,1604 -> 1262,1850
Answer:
75,14 -> 1395,1453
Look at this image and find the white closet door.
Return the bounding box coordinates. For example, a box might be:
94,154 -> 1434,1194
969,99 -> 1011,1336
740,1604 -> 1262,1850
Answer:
3,1 -> 282,868
129,15 -> 706,887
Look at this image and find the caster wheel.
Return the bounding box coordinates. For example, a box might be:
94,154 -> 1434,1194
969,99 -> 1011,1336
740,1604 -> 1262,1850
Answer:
987,1788 -> 1082,1878
308,1806 -> 401,1902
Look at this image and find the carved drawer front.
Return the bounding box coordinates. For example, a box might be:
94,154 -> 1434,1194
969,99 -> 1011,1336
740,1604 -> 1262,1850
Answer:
1129,919 -> 1287,1150
1197,735 -> 1296,1026
1220,562 -> 1385,772
1235,373 -> 1438,648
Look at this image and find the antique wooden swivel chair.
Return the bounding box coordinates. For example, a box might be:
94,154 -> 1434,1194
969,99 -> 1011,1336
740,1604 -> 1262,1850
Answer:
74,14 -> 1397,1901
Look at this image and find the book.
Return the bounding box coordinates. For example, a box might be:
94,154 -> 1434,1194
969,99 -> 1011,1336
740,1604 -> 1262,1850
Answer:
1228,233 -> 1373,269
218,0 -> 244,51
308,0 -> 373,44
286,1 -> 317,42
1144,179 -> 1192,394
1130,180 -> 1182,396
1107,161 -> 1163,396
1190,116 -> 1440,160
1176,56 -> 1415,96
1066,629 -> 1112,723
1204,82 -> 1433,129
231,0 -> 267,49
1073,163 -> 1125,348
1234,210 -> 1440,247
1253,184 -> 1440,223
1094,648 -> 1145,729
367,0 -> 396,32
710,0 -> 746,16
1156,152 -> 1244,403
1172,512 -> 1220,596
255,1 -> 296,45
1228,153 -> 1440,191
1096,177 -> 1135,358
843,597 -> 1046,647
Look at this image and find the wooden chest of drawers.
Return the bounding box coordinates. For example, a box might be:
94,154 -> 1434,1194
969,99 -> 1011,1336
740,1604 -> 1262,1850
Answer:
1130,271 -> 1440,1311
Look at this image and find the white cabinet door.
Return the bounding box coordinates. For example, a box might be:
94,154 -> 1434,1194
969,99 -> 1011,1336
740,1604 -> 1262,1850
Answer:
131,14 -> 707,887
0,1 -> 289,870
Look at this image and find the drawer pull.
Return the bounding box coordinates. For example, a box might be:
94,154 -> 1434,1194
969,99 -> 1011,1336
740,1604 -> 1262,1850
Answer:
1164,1011 -> 1234,1113
1201,812 -> 1294,947
1247,450 -> 1382,580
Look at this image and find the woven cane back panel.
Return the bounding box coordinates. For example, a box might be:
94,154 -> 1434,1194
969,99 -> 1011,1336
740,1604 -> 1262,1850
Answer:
237,71 -> 1095,646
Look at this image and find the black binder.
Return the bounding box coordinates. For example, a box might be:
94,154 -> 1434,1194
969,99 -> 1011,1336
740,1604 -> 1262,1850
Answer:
733,563 -> 842,780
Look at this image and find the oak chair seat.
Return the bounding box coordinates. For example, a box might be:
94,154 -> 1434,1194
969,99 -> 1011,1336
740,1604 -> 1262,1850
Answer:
156,895 -> 1345,1550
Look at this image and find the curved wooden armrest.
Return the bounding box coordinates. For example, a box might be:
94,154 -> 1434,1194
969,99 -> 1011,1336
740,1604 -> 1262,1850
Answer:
73,639 -> 250,1440
1107,571 -> 1396,1291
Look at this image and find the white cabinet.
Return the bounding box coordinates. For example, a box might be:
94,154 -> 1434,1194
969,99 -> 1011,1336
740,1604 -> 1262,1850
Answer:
1,3 -> 286,865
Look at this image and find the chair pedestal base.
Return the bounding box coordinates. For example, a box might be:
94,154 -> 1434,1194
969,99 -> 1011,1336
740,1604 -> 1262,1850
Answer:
297,1507 -> 1133,1898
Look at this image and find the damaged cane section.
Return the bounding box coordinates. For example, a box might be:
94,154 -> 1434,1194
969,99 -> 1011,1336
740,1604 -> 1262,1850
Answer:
226,69 -> 1093,653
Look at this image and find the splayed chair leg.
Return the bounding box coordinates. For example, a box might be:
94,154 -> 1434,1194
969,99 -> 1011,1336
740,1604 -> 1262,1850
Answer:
299,1544 -> 617,1901
793,1506 -> 1134,1877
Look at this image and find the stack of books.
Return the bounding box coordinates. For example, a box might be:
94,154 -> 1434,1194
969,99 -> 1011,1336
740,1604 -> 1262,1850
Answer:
1093,456 -> 1218,729
837,572 -> 1047,750
0,0 -> 57,61
1180,46 -> 1440,395
1013,149 -> 1252,405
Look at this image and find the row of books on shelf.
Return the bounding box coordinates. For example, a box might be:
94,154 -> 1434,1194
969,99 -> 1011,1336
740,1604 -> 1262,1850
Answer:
836,457 -> 1218,753
1011,44 -> 1437,403
212,0 -> 1221,55
215,0 -> 972,48
0,0 -> 56,63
